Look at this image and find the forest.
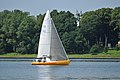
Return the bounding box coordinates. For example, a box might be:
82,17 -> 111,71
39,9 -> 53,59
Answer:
0,7 -> 120,54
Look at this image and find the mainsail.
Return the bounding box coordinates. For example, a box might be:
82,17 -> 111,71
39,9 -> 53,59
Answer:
37,10 -> 51,58
37,10 -> 68,61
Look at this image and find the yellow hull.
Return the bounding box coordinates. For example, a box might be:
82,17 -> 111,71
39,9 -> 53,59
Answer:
32,60 -> 70,65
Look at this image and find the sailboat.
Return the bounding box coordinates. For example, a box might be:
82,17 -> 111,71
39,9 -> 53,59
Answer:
32,10 -> 70,65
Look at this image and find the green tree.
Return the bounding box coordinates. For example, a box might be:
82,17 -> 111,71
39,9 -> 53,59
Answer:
16,16 -> 37,54
74,29 -> 89,53
90,44 -> 100,54
110,7 -> 120,43
80,11 -> 99,46
0,7 -> 120,54
95,8 -> 113,48
0,10 -> 29,53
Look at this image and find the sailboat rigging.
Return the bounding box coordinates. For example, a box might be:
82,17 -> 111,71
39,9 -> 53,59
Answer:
32,10 -> 70,65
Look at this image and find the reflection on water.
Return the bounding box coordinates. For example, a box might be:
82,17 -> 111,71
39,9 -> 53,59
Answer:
37,65 -> 51,80
36,62 -> 120,80
0,60 -> 120,80
37,65 -> 70,80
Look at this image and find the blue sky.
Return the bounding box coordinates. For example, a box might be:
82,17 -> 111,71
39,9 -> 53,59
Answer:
0,0 -> 120,16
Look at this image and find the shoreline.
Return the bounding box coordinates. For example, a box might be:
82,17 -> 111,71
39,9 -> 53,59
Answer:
1,57 -> 120,62
1,50 -> 120,59
0,57 -> 120,59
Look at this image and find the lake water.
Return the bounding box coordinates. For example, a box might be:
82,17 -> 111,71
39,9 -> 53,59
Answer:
0,60 -> 120,80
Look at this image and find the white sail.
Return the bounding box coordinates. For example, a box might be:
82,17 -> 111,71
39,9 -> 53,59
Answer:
37,10 -> 68,61
37,10 -> 51,58
50,18 -> 68,60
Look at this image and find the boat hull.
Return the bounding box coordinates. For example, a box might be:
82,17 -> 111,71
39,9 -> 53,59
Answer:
32,60 -> 70,65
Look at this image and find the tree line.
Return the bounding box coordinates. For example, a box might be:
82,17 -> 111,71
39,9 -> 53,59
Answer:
0,7 -> 120,54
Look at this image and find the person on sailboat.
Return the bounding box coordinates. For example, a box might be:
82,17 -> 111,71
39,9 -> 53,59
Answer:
38,58 -> 42,62
35,58 -> 42,62
43,57 -> 46,62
